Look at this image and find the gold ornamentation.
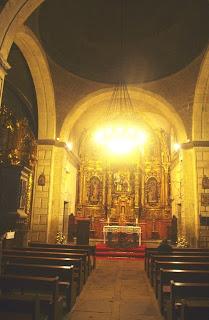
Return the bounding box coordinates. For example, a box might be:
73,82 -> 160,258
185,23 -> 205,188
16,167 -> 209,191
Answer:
0,104 -> 37,167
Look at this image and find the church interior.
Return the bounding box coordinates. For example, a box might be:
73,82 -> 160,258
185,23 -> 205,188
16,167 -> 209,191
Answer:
0,1 -> 209,319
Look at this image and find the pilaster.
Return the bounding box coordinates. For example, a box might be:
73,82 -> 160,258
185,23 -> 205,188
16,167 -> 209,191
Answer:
30,142 -> 78,243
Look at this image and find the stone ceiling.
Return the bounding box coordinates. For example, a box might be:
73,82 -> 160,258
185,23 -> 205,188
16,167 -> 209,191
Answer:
38,0 -> 209,84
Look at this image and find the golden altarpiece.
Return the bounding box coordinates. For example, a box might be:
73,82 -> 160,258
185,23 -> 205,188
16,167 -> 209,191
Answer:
0,102 -> 36,245
76,129 -> 171,240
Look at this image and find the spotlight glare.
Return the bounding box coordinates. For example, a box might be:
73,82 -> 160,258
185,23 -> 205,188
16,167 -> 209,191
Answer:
94,125 -> 147,155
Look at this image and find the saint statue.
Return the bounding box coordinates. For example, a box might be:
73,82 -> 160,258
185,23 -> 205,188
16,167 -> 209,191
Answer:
147,177 -> 158,203
89,176 -> 101,204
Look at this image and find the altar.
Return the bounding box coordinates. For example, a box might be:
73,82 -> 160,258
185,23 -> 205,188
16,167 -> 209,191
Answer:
103,225 -> 141,247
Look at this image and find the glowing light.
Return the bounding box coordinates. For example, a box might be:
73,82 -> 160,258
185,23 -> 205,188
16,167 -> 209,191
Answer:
173,143 -> 181,152
94,125 -> 147,155
66,141 -> 73,151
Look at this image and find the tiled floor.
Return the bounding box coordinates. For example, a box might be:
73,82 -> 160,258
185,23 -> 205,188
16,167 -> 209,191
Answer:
68,258 -> 163,320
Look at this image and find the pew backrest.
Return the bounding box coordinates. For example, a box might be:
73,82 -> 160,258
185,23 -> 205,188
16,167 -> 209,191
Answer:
0,274 -> 60,320
0,295 -> 41,320
15,246 -> 91,274
153,261 -> 209,287
158,269 -> 209,314
29,242 -> 96,269
170,281 -> 209,320
2,254 -> 84,293
3,249 -> 88,282
4,263 -> 77,310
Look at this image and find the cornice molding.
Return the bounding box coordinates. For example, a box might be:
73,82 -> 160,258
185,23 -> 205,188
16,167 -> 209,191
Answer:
181,141 -> 209,149
37,139 -> 80,167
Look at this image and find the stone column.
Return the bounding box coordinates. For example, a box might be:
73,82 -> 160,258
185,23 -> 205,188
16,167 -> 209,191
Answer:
164,165 -> 169,207
31,142 -> 79,244
134,164 -> 140,215
30,144 -> 55,243
194,145 -> 209,247
107,170 -> 112,216
181,146 -> 198,245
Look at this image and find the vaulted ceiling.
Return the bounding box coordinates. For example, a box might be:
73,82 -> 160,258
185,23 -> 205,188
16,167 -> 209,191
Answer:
38,0 -> 209,84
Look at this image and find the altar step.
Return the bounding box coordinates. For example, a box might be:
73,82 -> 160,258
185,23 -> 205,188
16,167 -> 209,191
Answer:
96,243 -> 145,258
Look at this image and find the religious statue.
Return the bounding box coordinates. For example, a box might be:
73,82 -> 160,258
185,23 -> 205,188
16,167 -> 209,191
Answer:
114,173 -> 129,193
147,177 -> 158,204
89,176 -> 101,204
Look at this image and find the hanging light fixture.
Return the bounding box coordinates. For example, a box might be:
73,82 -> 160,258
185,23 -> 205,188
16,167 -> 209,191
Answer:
94,1 -> 147,155
94,82 -> 147,155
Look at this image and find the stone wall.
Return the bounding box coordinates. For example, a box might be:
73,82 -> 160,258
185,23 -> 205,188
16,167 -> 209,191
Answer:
181,148 -> 198,246
170,152 -> 183,237
30,143 -> 78,243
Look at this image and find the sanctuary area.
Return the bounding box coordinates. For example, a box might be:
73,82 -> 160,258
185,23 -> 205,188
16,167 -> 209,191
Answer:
0,1 -> 209,248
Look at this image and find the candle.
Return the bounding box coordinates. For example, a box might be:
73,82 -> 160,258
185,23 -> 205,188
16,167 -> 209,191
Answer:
107,217 -> 110,224
136,217 -> 138,225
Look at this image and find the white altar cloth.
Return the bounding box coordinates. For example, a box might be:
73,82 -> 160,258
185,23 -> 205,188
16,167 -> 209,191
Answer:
103,225 -> 141,246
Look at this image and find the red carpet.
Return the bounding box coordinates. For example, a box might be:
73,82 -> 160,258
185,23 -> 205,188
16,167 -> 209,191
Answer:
96,243 -> 145,259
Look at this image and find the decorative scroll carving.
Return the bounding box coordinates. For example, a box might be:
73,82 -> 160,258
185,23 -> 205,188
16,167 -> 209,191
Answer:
0,104 -> 36,167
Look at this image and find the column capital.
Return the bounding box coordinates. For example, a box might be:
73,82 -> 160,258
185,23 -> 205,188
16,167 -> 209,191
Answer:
37,139 -> 80,168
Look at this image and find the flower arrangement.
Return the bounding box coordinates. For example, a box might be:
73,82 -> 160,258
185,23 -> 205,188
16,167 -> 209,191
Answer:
176,235 -> 189,248
56,231 -> 66,244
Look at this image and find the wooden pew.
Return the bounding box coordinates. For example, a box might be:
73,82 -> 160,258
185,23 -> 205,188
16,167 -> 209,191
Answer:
4,262 -> 77,311
0,295 -> 41,320
158,269 -> 209,314
153,261 -> 209,290
14,246 -> 91,275
3,249 -> 88,283
145,247 -> 209,275
2,255 -> 84,294
168,281 -> 209,320
29,242 -> 96,269
180,299 -> 209,320
0,274 -> 62,320
150,254 -> 209,285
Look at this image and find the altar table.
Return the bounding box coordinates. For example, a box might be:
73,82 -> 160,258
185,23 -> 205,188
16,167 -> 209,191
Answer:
103,225 -> 141,246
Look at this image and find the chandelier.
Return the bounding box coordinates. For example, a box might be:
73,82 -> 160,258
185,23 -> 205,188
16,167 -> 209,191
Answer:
94,82 -> 147,155
93,1 -> 147,155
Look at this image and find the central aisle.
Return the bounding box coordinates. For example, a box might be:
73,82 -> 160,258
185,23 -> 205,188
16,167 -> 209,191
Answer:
69,259 -> 163,320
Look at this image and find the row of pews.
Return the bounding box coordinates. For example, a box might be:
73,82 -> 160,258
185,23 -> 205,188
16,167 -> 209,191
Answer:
145,247 -> 209,320
0,242 -> 96,319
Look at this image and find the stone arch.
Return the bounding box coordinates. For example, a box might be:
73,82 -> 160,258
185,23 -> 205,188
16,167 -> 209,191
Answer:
193,45 -> 209,140
13,26 -> 56,139
0,0 -> 44,59
60,87 -> 187,143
